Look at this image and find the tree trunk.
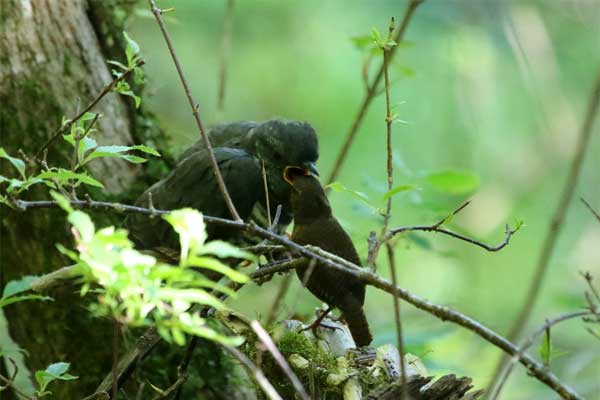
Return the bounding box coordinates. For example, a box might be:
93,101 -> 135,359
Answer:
0,1 -> 166,397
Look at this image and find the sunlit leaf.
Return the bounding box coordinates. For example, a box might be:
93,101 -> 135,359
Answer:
187,256 -> 249,284
164,209 -> 207,259
68,211 -> 95,243
50,191 -> 74,213
425,170 -> 480,195
122,154 -> 146,163
201,240 -> 256,261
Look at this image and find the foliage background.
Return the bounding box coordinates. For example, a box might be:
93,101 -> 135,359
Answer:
126,1 -> 599,398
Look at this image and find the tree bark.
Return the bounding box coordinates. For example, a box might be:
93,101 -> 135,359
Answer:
0,1 -> 164,397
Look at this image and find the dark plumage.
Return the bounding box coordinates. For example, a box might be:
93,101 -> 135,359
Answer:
289,174 -> 372,347
127,119 -> 318,249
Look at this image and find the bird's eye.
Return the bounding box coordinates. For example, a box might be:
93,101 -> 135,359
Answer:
273,152 -> 282,161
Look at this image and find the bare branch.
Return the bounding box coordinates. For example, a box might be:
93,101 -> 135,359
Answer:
325,0 -> 424,186
383,201 -> 519,252
147,0 -> 241,221
489,68 -> 600,393
251,321 -> 310,400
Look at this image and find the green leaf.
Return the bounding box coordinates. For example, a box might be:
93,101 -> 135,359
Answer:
107,59 -> 128,71
130,144 -> 160,157
123,31 -> 140,65
50,191 -> 74,213
371,27 -> 383,47
0,148 -> 26,179
77,136 -> 98,164
200,240 -> 256,261
35,362 -> 78,395
382,184 -> 415,201
68,211 -> 95,243
0,294 -> 53,308
37,169 -> 103,188
2,276 -> 37,297
159,288 -> 225,310
122,154 -> 146,163
351,34 -> 375,50
164,209 -> 207,259
326,181 -> 378,212
539,328 -> 551,367
187,256 -> 249,284
425,170 -> 480,195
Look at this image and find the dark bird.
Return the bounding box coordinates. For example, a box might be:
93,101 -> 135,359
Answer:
288,172 -> 372,347
127,119 -> 319,249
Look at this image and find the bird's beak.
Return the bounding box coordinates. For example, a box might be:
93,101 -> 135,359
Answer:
283,163 -> 319,186
301,161 -> 319,177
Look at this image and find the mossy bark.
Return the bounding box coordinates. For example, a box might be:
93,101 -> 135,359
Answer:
0,1 -> 167,397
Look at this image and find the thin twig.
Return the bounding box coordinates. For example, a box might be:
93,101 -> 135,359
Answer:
491,309 -> 595,400
488,69 -> 600,393
325,0 -> 424,186
147,0 -> 241,221
250,321 -> 310,400
385,243 -> 407,397
35,62 -> 144,158
222,344 -> 283,400
217,0 -> 235,111
580,198 -> 600,222
383,201 -> 519,252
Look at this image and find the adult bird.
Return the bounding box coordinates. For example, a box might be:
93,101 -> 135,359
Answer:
288,172 -> 372,347
127,119 -> 319,249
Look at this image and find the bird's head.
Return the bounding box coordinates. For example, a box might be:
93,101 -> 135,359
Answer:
247,119 -> 319,198
288,173 -> 331,221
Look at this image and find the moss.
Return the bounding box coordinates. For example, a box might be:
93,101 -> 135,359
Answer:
243,328 -> 345,399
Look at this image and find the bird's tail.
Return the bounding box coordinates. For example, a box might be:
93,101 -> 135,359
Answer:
341,300 -> 372,347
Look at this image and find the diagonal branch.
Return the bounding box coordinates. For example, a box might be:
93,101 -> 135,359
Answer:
147,0 -> 241,221
325,0 -> 424,186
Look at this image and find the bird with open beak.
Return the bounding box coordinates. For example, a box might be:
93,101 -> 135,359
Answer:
287,171 -> 373,347
128,119 -> 319,249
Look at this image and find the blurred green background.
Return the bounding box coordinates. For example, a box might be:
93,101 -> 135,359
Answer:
129,1 -> 600,398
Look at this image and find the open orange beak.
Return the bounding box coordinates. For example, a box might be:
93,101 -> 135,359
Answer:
283,162 -> 318,185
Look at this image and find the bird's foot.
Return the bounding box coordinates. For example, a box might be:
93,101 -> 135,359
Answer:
299,307 -> 339,334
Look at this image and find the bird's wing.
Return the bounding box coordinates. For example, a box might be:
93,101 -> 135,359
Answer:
128,147 -> 263,249
178,121 -> 258,160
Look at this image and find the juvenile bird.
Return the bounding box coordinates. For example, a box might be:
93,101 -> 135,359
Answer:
128,119 -> 319,249
289,172 -> 372,347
